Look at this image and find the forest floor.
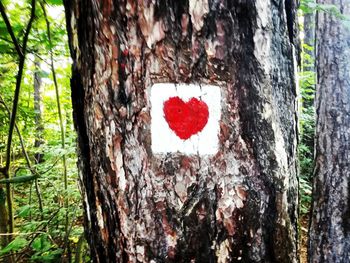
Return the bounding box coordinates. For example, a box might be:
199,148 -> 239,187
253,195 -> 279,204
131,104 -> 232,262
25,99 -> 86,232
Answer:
299,215 -> 309,263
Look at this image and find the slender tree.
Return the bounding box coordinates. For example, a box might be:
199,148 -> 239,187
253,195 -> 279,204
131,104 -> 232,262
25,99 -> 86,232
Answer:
64,1 -> 299,262
34,59 -> 44,163
0,188 -> 8,247
33,58 -> 44,215
308,0 -> 350,262
0,0 -> 36,239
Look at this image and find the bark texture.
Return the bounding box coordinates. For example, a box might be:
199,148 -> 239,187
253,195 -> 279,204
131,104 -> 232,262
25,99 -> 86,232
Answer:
64,0 -> 299,262
308,1 -> 350,262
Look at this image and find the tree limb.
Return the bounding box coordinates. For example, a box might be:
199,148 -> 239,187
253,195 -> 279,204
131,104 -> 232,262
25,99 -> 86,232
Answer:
0,96 -> 36,176
0,175 -> 38,184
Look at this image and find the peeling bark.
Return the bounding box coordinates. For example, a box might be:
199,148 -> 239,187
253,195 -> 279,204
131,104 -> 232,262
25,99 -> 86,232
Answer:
64,1 -> 298,262
308,1 -> 350,262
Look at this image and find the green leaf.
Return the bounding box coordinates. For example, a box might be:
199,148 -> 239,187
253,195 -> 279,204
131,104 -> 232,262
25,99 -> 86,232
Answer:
0,237 -> 28,255
39,70 -> 51,78
17,204 -> 32,218
0,26 -> 8,35
46,0 -> 63,5
32,234 -> 52,252
0,44 -> 13,53
31,248 -> 63,262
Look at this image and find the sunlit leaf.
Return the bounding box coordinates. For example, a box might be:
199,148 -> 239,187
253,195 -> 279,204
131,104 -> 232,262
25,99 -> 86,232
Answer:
0,237 -> 28,255
46,0 -> 63,5
32,234 -> 52,252
17,204 -> 32,217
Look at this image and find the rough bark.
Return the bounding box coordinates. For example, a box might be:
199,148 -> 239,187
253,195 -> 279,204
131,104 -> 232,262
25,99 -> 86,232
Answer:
64,1 -> 299,262
308,1 -> 350,262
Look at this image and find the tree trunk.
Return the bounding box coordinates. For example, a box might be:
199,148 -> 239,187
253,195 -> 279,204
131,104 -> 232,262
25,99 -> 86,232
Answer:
33,59 -> 44,215
308,1 -> 350,262
64,1 -> 299,262
303,11 -> 315,73
34,59 -> 44,162
0,188 -> 8,247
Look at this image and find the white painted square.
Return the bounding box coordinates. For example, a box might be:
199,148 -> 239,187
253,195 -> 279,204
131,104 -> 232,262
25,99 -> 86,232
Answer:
151,83 -> 221,155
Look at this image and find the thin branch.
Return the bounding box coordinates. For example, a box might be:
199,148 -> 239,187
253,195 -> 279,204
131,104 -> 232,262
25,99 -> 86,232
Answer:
0,36 -> 16,46
0,175 -> 38,184
5,0 -> 36,171
0,231 -> 47,236
39,157 -> 61,175
41,0 -> 67,187
0,94 -> 44,215
0,96 -> 35,175
30,51 -> 51,66
41,2 -> 70,257
20,1 -> 37,59
0,2 -> 22,56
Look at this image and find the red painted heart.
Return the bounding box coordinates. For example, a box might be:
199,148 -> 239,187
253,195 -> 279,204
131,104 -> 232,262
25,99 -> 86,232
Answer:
163,96 -> 209,140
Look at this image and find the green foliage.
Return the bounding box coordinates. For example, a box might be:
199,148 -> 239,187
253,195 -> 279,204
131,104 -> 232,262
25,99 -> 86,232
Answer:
31,234 -> 63,262
298,39 -> 316,215
0,236 -> 28,255
46,0 -> 63,6
300,0 -> 350,28
0,0 -> 89,261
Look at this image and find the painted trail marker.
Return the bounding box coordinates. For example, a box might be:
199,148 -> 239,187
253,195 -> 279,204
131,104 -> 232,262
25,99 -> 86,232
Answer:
163,96 -> 209,140
151,83 -> 221,155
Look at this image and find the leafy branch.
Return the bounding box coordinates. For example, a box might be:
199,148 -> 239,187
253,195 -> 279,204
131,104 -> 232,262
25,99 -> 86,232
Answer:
300,0 -> 350,27
0,2 -> 22,56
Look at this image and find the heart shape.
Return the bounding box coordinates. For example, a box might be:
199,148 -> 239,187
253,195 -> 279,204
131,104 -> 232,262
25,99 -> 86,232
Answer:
163,96 -> 209,140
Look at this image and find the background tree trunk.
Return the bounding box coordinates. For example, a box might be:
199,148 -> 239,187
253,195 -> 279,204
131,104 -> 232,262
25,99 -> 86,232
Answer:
33,59 -> 44,164
303,10 -> 316,73
0,188 -> 8,247
33,59 -> 44,216
308,1 -> 350,262
64,1 -> 299,262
